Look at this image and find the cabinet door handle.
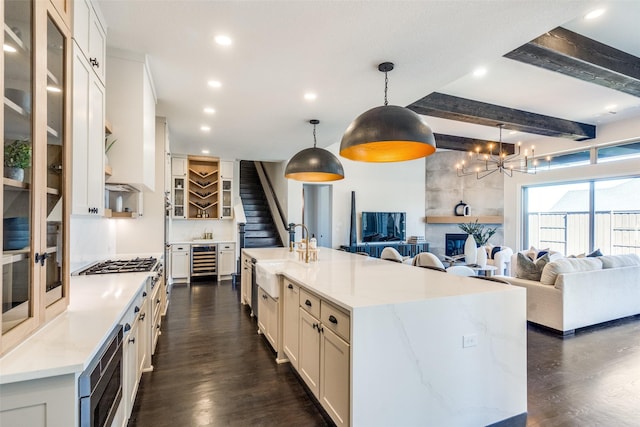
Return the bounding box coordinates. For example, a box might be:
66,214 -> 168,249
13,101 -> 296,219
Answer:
287,284 -> 293,289
90,57 -> 99,68
143,292 -> 147,297
139,313 -> 146,321
328,315 -> 338,325
128,337 -> 135,344
124,323 -> 131,332
134,306 -> 140,313
305,299 -> 312,307
262,294 -> 267,299
312,323 -> 318,330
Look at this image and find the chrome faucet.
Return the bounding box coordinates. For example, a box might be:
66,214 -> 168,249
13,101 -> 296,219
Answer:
290,223 -> 310,263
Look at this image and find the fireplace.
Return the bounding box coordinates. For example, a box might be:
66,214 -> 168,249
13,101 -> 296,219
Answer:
445,233 -> 468,257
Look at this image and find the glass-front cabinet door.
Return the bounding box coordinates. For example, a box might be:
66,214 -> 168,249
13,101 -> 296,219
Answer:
1,0 -> 70,355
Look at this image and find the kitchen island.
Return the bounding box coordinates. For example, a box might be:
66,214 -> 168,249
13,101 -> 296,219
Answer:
243,247 -> 527,427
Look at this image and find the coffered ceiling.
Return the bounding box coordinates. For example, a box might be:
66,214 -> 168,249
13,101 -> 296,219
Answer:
97,0 -> 640,162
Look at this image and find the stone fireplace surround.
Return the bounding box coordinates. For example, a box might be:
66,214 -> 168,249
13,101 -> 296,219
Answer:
425,151 -> 505,259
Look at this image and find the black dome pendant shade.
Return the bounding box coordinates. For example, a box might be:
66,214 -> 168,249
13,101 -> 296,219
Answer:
340,62 -> 436,162
285,119 -> 345,182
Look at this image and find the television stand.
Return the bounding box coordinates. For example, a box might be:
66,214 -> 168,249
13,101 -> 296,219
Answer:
339,242 -> 429,258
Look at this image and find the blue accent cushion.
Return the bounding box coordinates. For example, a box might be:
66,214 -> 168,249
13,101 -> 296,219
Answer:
490,246 -> 502,259
587,248 -> 603,257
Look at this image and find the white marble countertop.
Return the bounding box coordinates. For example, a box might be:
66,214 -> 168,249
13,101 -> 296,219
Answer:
242,247 -> 521,312
0,272 -> 152,385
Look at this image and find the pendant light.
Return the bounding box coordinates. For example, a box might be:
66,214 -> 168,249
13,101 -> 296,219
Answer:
285,119 -> 345,182
340,62 -> 436,162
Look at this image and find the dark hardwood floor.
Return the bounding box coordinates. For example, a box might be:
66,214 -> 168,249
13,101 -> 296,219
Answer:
129,280 -> 640,427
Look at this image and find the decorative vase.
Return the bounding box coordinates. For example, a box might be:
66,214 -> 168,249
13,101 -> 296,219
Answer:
464,234 -> 477,265
476,245 -> 487,268
115,195 -> 123,212
4,167 -> 24,182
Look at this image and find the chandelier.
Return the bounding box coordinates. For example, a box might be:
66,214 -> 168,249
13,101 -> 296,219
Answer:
456,124 -> 538,179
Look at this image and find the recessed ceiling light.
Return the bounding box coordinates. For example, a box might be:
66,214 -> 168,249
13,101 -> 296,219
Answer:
208,80 -> 222,88
605,104 -> 617,111
472,67 -> 487,78
3,44 -> 16,53
201,125 -> 211,132
304,92 -> 317,101
509,130 -> 518,135
214,35 -> 232,46
202,149 -> 210,154
585,8 -> 605,20
203,107 -> 215,114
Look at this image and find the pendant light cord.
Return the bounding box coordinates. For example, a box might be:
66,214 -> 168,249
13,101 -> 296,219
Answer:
313,123 -> 317,148
384,70 -> 389,106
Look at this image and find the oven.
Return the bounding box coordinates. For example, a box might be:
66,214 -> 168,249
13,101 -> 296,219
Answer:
79,325 -> 123,427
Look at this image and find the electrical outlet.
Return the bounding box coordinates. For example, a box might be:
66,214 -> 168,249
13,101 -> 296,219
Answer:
463,334 -> 478,348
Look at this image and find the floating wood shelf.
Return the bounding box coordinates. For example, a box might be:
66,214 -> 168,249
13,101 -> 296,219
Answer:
426,216 -> 503,224
104,208 -> 138,219
104,165 -> 112,176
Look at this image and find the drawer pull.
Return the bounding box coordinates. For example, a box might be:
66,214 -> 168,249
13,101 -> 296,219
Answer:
288,284 -> 293,289
329,315 -> 338,324
128,337 -> 135,344
157,299 -> 161,304
134,306 -> 140,313
305,299 -> 312,307
263,294 -> 268,299
143,292 -> 147,297
139,313 -> 146,321
124,323 -> 131,332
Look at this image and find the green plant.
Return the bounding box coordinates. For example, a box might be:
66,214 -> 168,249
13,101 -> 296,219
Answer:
4,140 -> 31,169
105,136 -> 118,154
458,219 -> 497,246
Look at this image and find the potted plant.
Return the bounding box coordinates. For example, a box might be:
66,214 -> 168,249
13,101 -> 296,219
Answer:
4,140 -> 31,182
458,219 -> 497,266
105,135 -> 117,165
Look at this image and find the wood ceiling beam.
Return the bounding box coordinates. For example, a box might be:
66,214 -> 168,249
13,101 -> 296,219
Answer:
505,27 -> 640,98
408,92 -> 596,141
434,133 -> 516,155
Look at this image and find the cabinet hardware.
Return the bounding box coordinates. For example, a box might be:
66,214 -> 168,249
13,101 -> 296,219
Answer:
128,337 -> 135,344
156,299 -> 161,304
305,299 -> 312,307
139,313 -> 146,321
329,315 -> 338,324
263,294 -> 268,299
312,323 -> 318,330
143,292 -> 147,297
157,324 -> 160,329
90,57 -> 99,68
35,252 -> 49,266
134,306 -> 140,313
124,323 -> 131,332
288,284 -> 293,289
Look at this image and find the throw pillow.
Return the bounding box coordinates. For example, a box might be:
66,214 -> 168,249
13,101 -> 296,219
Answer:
490,246 -> 502,260
598,254 -> 640,269
587,248 -> 603,257
516,253 -> 550,281
539,257 -> 603,286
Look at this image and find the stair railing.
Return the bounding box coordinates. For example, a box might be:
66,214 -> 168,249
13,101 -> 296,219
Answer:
254,161 -> 289,247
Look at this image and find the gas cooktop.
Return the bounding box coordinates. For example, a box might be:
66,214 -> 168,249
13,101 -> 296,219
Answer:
77,257 -> 158,275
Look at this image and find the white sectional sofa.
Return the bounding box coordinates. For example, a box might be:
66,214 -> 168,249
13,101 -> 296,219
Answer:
501,253 -> 640,334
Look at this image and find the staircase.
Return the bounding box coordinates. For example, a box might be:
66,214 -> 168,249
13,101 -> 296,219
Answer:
239,161 -> 283,248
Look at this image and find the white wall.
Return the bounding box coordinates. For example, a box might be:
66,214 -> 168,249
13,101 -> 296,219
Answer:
266,143 -> 426,247
169,219 -> 235,242
69,216 -> 115,272
504,115 -> 640,253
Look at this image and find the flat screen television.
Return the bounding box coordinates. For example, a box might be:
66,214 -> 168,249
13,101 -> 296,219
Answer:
361,212 -> 406,243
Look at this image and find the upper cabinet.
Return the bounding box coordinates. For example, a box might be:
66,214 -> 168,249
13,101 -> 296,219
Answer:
106,49 -> 156,191
2,0 -> 71,355
72,0 -> 106,84
71,0 -> 106,216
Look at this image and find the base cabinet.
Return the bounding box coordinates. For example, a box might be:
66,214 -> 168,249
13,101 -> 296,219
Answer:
122,318 -> 140,420
295,287 -> 350,426
241,254 -> 252,307
171,245 -> 190,281
282,281 -> 300,369
257,287 -> 278,349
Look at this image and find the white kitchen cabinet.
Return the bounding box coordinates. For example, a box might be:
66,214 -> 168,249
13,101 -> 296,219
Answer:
171,245 -> 190,281
299,308 -> 321,397
257,286 -> 278,349
171,176 -> 186,219
295,288 -> 351,426
106,49 -> 156,190
171,156 -> 188,176
320,325 -> 350,427
241,253 -> 253,308
220,160 -> 233,179
282,280 -> 300,369
220,161 -> 233,219
150,276 -> 163,355
71,42 -> 105,216
138,291 -> 150,373
122,306 -> 141,420
73,0 -> 106,84
217,243 -> 235,280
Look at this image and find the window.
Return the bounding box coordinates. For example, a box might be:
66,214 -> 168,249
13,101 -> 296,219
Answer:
524,177 -> 640,256
597,141 -> 640,163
